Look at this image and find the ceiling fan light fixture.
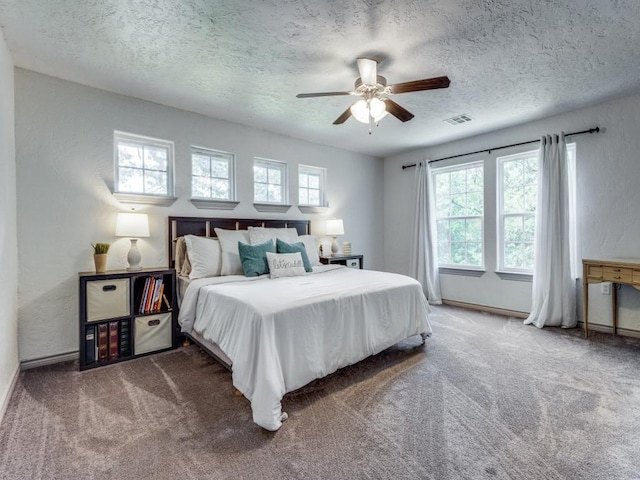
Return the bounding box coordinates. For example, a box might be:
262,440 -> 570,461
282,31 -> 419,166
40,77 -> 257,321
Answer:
350,99 -> 370,123
350,97 -> 388,124
369,97 -> 386,118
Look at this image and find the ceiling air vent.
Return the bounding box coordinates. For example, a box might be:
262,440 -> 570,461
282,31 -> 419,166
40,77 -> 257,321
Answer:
444,114 -> 472,125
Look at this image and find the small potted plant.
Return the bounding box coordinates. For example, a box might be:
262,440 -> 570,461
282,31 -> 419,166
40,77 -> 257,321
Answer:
92,243 -> 110,273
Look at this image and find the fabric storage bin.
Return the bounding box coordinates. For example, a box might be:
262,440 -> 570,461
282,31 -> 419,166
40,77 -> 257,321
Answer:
86,279 -> 130,322
134,312 -> 172,355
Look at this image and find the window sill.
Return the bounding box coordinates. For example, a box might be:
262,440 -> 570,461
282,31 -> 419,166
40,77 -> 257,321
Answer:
113,192 -> 178,207
438,267 -> 485,277
496,271 -> 533,282
190,199 -> 239,211
298,205 -> 329,214
253,203 -> 292,213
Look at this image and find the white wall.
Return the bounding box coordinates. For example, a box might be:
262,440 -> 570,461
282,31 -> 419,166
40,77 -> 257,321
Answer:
15,69 -> 384,362
0,30 -> 19,416
384,91 -> 640,331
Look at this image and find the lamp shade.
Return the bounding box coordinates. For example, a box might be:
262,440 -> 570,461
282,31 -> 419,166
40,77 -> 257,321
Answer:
326,219 -> 344,236
115,212 -> 149,238
369,98 -> 386,118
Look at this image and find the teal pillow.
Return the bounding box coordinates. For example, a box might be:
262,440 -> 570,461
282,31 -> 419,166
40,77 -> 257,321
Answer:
276,238 -> 313,272
238,239 -> 275,277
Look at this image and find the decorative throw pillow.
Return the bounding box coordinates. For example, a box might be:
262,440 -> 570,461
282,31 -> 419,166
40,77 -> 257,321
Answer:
213,228 -> 250,276
183,235 -> 222,279
266,252 -> 307,278
174,236 -> 192,277
276,238 -> 313,272
238,239 -> 275,277
298,235 -> 320,266
248,227 -> 300,246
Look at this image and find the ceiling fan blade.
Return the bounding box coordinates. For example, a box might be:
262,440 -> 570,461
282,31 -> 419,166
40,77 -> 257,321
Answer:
389,76 -> 450,94
296,91 -> 352,98
385,99 -> 415,122
357,58 -> 378,86
333,107 -> 353,125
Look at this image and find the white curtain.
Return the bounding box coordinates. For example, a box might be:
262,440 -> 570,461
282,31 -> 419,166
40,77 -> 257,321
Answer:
410,161 -> 442,304
525,133 -> 576,328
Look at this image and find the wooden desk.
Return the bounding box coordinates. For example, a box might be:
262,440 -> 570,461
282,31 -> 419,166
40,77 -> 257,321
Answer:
582,258 -> 640,337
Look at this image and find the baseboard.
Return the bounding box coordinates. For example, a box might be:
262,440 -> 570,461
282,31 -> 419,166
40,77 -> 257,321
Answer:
577,322 -> 640,339
439,302 -> 640,337
0,363 -> 20,424
441,299 -> 529,319
20,351 -> 78,370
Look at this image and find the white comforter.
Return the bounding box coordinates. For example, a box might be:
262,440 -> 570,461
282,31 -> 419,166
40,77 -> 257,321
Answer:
179,265 -> 432,431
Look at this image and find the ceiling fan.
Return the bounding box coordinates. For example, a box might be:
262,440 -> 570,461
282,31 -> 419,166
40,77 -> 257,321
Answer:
296,58 -> 450,128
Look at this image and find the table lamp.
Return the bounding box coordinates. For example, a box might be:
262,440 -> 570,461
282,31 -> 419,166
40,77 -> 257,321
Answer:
326,219 -> 344,257
116,212 -> 150,271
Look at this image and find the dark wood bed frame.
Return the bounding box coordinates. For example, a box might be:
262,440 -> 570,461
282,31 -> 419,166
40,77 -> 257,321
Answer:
167,216 -> 311,268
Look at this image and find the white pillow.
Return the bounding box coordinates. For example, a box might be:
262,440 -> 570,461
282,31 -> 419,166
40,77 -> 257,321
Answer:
214,228 -> 250,276
266,252 -> 306,278
299,235 -> 320,266
248,227 -> 300,246
184,235 -> 222,279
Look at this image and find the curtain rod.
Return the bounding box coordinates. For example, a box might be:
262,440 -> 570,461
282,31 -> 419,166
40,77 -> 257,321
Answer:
401,127 -> 600,170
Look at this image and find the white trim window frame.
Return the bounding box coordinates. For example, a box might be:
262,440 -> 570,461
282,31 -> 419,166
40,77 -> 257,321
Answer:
253,158 -> 288,204
191,147 -> 236,201
114,131 -> 175,197
298,164 -> 326,206
433,161 -> 485,270
497,149 -> 538,273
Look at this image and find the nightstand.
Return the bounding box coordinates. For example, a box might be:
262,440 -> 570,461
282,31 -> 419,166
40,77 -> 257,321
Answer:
78,267 -> 178,371
319,254 -> 364,269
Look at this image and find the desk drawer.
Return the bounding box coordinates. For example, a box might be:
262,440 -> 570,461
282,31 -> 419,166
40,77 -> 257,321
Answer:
603,266 -> 632,283
587,265 -> 603,281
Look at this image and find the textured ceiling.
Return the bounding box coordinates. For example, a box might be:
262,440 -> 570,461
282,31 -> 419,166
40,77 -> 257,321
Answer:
1,0 -> 640,158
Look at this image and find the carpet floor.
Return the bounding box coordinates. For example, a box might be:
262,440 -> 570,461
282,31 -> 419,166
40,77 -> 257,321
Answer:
1,305 -> 640,479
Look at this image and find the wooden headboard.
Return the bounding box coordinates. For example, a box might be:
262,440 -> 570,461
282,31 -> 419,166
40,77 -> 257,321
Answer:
167,216 -> 311,267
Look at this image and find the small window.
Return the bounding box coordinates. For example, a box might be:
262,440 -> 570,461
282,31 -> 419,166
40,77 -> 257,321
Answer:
298,165 -> 326,206
433,162 -> 484,269
191,147 -> 235,200
253,158 -> 287,204
114,131 -> 174,196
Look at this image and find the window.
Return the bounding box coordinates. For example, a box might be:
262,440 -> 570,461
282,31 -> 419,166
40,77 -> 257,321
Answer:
497,143 -> 576,273
298,165 -> 326,206
498,150 -> 538,272
433,162 -> 484,268
114,131 -> 174,196
191,147 -> 235,200
253,158 -> 287,204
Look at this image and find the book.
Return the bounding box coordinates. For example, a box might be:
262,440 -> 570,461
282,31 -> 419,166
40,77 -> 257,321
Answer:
134,278 -> 146,315
156,283 -> 165,312
85,325 -> 96,363
120,319 -> 130,357
140,277 -> 151,314
108,321 -> 119,360
151,279 -> 163,313
97,323 -> 108,362
144,277 -> 156,313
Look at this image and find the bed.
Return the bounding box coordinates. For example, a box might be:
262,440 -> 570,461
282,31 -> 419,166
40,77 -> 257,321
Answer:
169,216 -> 432,431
